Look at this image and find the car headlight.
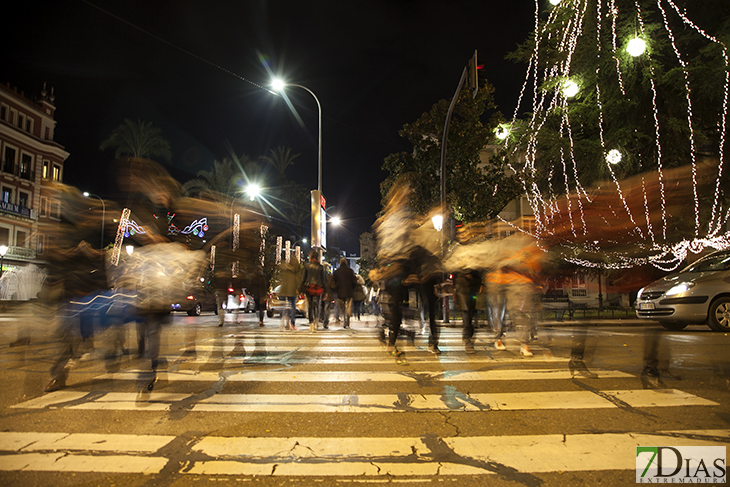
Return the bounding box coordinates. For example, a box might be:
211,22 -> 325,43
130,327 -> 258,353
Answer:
637,287 -> 645,299
665,282 -> 695,296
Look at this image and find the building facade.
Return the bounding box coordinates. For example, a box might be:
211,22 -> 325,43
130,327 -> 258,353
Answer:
0,82 -> 67,273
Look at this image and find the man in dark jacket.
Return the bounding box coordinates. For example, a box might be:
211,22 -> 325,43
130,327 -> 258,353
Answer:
333,257 -> 357,329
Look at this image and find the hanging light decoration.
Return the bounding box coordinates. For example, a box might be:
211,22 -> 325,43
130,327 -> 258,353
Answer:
502,0 -> 729,270
606,149 -> 622,165
562,79 -> 579,98
626,37 -> 646,56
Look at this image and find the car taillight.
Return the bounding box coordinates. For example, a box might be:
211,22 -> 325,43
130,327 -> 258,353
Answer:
186,295 -> 195,300
228,287 -> 234,293
239,294 -> 244,302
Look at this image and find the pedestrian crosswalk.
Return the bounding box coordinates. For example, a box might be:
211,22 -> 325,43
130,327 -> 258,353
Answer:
3,326 -> 728,481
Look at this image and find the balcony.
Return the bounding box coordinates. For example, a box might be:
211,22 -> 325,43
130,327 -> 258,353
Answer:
1,160 -> 35,181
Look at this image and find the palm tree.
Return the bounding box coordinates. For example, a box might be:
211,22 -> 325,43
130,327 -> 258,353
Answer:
260,146 -> 300,186
182,158 -> 243,198
100,119 -> 172,163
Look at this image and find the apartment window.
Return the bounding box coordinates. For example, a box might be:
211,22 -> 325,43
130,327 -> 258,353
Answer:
25,118 -> 32,133
18,191 -> 29,208
51,200 -> 61,219
20,153 -> 32,180
3,146 -> 15,174
17,113 -> 24,129
1,187 -> 11,203
0,227 -> 8,246
42,160 -> 49,179
37,234 -> 44,254
16,230 -> 28,248
52,164 -> 61,182
0,105 -> 6,121
40,197 -> 48,217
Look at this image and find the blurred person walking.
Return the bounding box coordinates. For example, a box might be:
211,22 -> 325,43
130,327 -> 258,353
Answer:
322,272 -> 335,330
301,250 -> 326,331
484,237 -> 543,357
44,241 -> 108,392
353,273 -> 366,321
333,257 -> 357,329
249,267 -> 269,327
278,258 -> 302,330
456,269 -> 483,354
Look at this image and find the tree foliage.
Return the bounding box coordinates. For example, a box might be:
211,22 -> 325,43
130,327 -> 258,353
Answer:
100,119 -> 172,163
505,0 -> 730,192
381,82 -> 521,223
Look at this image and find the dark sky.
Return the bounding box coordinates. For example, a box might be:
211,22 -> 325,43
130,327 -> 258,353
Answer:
2,1 -> 534,253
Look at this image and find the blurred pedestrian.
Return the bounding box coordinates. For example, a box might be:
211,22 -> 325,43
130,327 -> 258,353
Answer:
484,237 -> 543,357
301,250 -> 326,331
322,272 -> 335,330
278,259 -> 302,330
456,268 -> 483,354
641,327 -> 681,388
333,257 -> 357,329
353,273 -> 366,321
249,267 -> 269,327
44,241 -> 108,392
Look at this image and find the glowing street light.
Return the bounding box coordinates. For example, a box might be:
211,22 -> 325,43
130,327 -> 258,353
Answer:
330,216 -> 341,226
627,37 -> 647,57
246,183 -> 261,201
271,78 -> 322,193
431,214 -> 443,232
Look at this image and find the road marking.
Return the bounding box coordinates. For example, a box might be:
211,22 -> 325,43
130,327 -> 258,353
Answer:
96,368 -> 631,382
0,432 -> 175,474
168,354 -> 570,365
13,389 -> 717,412
1,430 -> 725,476
0,453 -> 169,473
0,432 -> 175,452
186,429 -> 729,476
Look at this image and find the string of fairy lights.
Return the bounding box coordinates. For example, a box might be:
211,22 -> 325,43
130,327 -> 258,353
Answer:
502,0 -> 729,271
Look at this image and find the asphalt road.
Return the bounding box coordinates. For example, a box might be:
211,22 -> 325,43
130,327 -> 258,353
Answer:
0,307 -> 728,486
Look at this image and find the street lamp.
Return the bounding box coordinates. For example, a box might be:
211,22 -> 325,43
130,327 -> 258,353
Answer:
0,245 -> 7,278
83,192 -> 105,249
271,78 -> 322,193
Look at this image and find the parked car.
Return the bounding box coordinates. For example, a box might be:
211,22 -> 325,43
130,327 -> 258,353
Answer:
222,287 -> 255,313
171,284 -> 218,316
266,285 -> 307,318
635,249 -> 730,331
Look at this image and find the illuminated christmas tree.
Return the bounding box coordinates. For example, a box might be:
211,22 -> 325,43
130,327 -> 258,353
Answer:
502,0 -> 729,270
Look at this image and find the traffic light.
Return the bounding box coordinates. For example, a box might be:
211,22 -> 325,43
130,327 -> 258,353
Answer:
466,50 -> 480,99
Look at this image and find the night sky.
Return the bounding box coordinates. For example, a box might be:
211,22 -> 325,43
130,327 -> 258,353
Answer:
2,1 -> 534,253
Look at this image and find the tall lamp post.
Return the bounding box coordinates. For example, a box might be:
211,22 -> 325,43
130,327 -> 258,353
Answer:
0,245 -> 7,278
83,192 -> 105,249
271,79 -> 322,193
271,79 -> 324,260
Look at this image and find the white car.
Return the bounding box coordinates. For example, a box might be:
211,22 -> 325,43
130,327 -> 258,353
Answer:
635,249 -> 730,331
222,288 -> 255,313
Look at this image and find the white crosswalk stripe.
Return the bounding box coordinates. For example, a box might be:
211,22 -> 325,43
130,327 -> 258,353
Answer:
4,327 -> 727,479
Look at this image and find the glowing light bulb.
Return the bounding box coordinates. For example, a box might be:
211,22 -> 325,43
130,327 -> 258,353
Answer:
495,125 -> 510,140
627,37 -> 646,57
606,149 -> 622,164
549,0 -> 561,5
562,80 -> 579,98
